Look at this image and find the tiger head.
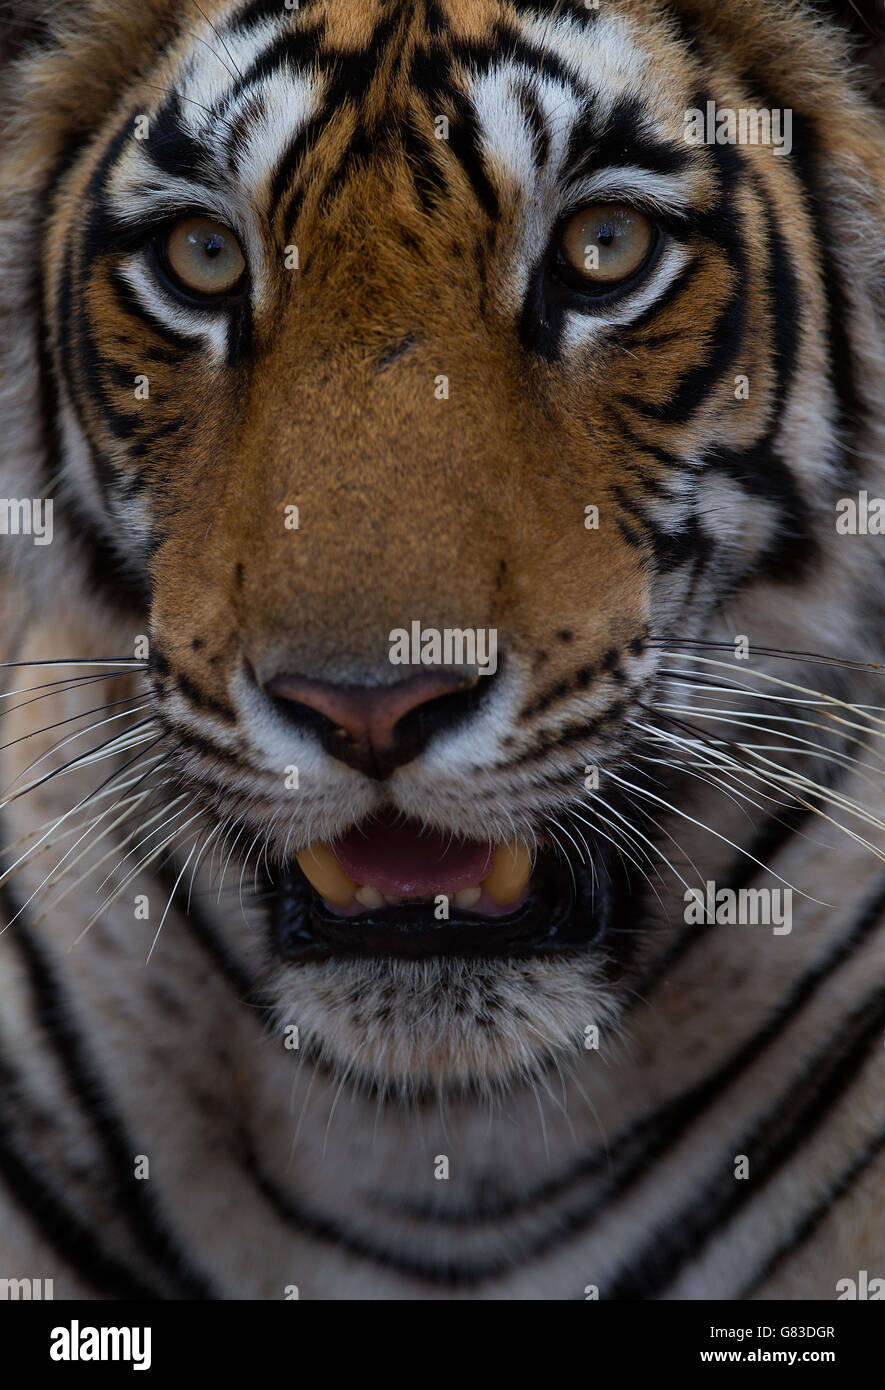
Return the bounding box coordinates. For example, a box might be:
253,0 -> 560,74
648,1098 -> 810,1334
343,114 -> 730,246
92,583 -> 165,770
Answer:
3,0 -> 883,1095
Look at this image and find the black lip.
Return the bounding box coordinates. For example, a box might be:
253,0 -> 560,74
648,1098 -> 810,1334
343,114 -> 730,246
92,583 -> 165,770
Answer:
269,848 -> 620,962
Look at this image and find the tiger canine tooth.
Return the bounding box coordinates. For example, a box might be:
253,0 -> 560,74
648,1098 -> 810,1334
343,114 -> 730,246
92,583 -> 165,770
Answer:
482,843 -> 532,906
295,844 -> 357,909
454,886 -> 482,909
355,885 -> 385,910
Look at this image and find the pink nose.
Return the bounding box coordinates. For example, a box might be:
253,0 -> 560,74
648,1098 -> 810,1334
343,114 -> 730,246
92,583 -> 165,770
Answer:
264,670 -> 481,778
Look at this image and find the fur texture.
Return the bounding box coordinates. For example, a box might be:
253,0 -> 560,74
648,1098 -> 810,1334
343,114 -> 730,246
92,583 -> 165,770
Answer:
0,0 -> 884,1298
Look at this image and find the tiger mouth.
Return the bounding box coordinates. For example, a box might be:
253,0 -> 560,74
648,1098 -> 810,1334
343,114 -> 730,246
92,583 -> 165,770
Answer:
269,811 -> 620,961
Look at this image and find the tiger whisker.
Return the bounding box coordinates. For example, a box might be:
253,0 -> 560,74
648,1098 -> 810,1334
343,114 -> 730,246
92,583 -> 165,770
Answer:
30,780 -> 183,928
238,826 -> 269,922
0,720 -> 159,810
217,824 -> 247,903
645,709 -> 885,836
651,638 -> 885,676
72,808 -> 206,949
629,717 -> 885,863
0,659 -> 147,669
0,668 -> 139,710
185,0 -> 246,79
659,652 -> 885,731
4,702 -> 153,793
0,691 -> 149,763
641,694 -> 875,799
0,750 -> 169,934
95,795 -> 199,894
541,819 -> 581,893
187,820 -> 225,914
568,804 -> 667,910
0,740 -> 167,895
604,764 -> 822,901
147,834 -> 201,963
0,757 -> 168,862
607,765 -> 711,888
658,671 -> 885,739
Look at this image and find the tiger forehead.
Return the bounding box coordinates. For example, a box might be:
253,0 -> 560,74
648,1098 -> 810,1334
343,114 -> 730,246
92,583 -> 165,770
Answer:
122,0 -> 696,232
169,0 -> 687,129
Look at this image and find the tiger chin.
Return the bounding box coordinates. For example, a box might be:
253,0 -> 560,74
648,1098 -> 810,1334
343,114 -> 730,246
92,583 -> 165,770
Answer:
1,0 -> 885,1300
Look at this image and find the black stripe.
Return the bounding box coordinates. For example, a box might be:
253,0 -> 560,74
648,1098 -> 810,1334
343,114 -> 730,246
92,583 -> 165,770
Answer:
740,1119 -> 885,1297
135,92 -> 215,184
400,117 -> 451,216
441,90 -> 500,222
240,1133 -> 549,1288
619,139 -> 749,424
506,0 -> 601,21
629,798 -> 813,1000
38,143 -> 150,610
57,115 -> 151,510
617,257 -> 705,341
127,811 -> 885,1287
218,22 -> 327,120
271,12 -> 402,225
395,859 -> 885,1238
608,406 -> 687,470
269,110 -> 327,225
414,24 -> 583,100
249,944 -> 885,1291
0,1037 -> 163,1300
563,94 -> 692,186
606,956 -> 885,1297
704,170 -> 817,581
612,483 -> 707,574
228,0 -> 321,31
0,872 -> 219,1299
516,81 -> 551,168
109,269 -> 201,356
782,110 -> 865,484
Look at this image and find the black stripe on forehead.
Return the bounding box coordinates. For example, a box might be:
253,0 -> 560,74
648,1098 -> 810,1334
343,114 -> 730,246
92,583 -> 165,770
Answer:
411,22 -> 584,104
504,0 -> 601,20
229,0 -> 323,29
139,91 -> 224,184
220,0 -> 413,114
215,23 -> 326,111
214,8 -> 408,222
562,94 -> 692,185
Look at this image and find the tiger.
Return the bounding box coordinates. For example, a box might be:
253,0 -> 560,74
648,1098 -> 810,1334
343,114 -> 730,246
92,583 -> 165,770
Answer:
0,0 -> 883,1302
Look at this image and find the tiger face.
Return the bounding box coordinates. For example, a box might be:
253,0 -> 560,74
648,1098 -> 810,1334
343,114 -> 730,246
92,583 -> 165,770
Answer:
6,0 -> 883,1093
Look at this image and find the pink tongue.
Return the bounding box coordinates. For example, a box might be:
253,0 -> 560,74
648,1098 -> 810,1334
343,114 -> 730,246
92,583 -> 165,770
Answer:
333,815 -> 493,897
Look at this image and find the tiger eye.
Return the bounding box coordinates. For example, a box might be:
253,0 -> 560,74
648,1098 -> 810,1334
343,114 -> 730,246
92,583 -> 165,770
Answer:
558,203 -> 654,287
164,216 -> 246,296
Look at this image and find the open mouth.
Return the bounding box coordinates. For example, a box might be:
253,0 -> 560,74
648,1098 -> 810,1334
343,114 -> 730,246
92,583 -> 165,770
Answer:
269,810 -> 621,961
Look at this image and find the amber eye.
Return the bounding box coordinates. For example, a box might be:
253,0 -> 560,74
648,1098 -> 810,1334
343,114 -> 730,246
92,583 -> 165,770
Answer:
162,216 -> 246,296
557,203 -> 655,290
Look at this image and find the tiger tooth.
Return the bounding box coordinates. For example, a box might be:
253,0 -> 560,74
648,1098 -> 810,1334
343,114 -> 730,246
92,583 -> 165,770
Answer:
295,843 -> 357,909
454,886 -> 482,909
355,884 -> 385,910
482,842 -> 532,906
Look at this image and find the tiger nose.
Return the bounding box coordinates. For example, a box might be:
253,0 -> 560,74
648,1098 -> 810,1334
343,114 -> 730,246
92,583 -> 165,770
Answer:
263,670 -> 485,779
